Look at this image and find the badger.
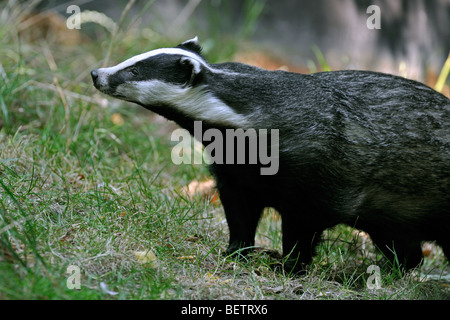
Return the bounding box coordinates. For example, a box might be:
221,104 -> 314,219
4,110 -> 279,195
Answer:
92,37 -> 450,274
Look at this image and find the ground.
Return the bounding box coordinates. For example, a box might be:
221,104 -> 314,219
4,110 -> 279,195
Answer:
0,4 -> 449,300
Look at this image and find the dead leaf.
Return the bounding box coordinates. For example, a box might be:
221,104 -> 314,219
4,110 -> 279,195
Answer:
111,112 -> 124,125
204,272 -> 231,286
134,249 -> 157,267
59,226 -> 78,244
183,179 -> 220,205
19,12 -> 82,46
59,233 -> 74,244
185,234 -> 203,242
178,255 -> 195,261
69,173 -> 85,185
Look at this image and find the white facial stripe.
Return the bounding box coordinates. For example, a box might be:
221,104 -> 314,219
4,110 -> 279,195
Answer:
100,48 -> 207,76
99,47 -> 241,77
115,79 -> 248,127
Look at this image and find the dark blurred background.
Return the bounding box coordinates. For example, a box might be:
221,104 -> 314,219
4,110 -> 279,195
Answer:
36,0 -> 450,82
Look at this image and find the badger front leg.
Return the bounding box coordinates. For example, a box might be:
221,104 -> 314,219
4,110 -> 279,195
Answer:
280,208 -> 324,275
218,184 -> 264,256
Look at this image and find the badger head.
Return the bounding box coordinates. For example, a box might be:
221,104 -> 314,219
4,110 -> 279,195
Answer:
91,37 -> 247,128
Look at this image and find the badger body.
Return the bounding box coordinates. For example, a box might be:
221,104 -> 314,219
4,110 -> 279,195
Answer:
92,38 -> 450,273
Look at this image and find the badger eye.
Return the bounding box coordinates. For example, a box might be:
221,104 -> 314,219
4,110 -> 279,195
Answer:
129,67 -> 138,77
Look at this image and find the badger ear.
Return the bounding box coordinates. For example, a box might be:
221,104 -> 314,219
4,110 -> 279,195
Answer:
180,56 -> 202,86
181,36 -> 199,46
177,36 -> 202,55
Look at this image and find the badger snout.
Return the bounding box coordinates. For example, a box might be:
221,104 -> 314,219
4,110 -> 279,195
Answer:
91,69 -> 98,82
91,69 -> 101,90
91,69 -> 111,94
91,68 -> 128,100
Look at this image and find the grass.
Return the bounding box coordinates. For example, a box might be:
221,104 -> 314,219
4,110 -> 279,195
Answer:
1,1 -> 449,300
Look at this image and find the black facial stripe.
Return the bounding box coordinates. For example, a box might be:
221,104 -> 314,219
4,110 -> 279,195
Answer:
131,54 -> 193,85
107,69 -> 131,92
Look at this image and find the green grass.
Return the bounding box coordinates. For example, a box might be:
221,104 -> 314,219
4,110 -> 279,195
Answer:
1,1 -> 449,300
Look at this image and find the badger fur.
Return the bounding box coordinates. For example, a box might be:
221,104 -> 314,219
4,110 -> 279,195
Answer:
92,37 -> 450,274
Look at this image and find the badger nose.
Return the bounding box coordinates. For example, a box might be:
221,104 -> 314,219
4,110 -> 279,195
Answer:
91,69 -> 98,81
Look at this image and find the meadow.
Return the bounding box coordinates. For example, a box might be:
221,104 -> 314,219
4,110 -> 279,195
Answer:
0,1 -> 449,300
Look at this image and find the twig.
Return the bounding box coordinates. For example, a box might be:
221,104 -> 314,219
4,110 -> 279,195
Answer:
15,80 -> 99,104
42,44 -> 71,148
168,0 -> 202,36
102,0 -> 136,67
434,53 -> 450,93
